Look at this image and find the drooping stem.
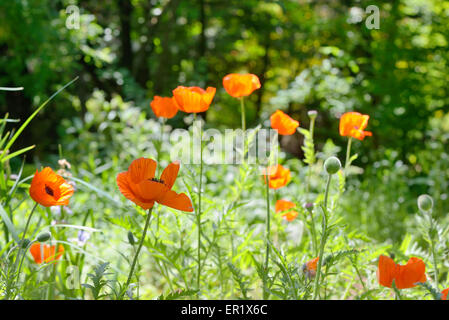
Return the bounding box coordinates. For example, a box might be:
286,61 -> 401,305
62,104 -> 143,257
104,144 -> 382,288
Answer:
313,174 -> 332,300
345,137 -> 353,172
20,203 -> 38,244
428,211 -> 439,289
123,207 -> 153,297
196,113 -> 203,297
263,171 -> 271,299
13,202 -> 38,271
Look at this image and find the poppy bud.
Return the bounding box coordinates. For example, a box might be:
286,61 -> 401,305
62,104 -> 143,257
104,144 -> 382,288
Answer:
19,239 -> 31,249
127,231 -> 136,245
304,202 -> 314,212
417,194 -> 433,212
37,232 -> 52,242
324,156 -> 341,175
308,110 -> 318,119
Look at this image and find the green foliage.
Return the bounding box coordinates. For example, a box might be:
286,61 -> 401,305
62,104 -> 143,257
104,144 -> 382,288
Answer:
0,0 -> 448,301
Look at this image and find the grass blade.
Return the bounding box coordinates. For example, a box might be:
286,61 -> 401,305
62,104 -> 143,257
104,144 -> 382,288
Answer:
0,77 -> 78,161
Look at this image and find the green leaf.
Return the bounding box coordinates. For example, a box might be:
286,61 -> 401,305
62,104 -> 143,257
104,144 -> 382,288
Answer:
0,203 -> 19,243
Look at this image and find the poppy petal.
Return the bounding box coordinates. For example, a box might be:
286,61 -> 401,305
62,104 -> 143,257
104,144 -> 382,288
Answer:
377,255 -> 397,288
160,161 -> 180,189
128,158 -> 157,184
157,190 -> 194,212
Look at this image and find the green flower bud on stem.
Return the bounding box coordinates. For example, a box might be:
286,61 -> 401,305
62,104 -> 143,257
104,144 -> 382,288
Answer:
128,231 -> 136,245
308,110 -> 318,120
324,156 -> 341,175
37,232 -> 51,242
417,194 -> 433,212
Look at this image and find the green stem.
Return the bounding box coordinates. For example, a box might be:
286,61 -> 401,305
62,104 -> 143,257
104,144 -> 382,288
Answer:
308,210 -> 318,256
240,97 -> 246,132
428,211 -> 439,289
8,202 -> 39,297
123,207 -> 153,298
20,203 -> 38,244
313,174 -> 332,300
196,113 -> 203,298
345,137 -> 353,172
263,171 -> 271,299
156,118 -> 165,233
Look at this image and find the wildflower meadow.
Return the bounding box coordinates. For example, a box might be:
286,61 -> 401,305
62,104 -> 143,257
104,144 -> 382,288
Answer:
0,0 -> 448,305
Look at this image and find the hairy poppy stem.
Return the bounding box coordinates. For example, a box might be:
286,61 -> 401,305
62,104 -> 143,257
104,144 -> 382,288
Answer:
20,203 -> 38,244
345,137 -> 353,172
240,97 -> 246,132
123,207 -> 153,298
196,113 -> 203,297
156,118 -> 165,233
428,210 -> 439,289
7,203 -> 38,299
263,171 -> 271,299
313,174 -> 332,300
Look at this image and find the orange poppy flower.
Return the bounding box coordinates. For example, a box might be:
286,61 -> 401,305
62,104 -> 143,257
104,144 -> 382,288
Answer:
117,158 -> 194,212
172,86 -> 216,113
275,199 -> 298,222
339,112 -> 372,141
222,73 -> 261,98
270,110 -> 300,135
377,255 -> 427,289
29,242 -> 64,264
442,288 -> 449,300
29,167 -> 75,207
150,96 -> 179,119
303,257 -> 319,278
263,164 -> 291,189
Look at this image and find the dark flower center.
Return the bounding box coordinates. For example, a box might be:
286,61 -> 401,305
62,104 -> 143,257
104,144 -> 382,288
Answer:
150,178 -> 165,185
45,185 -> 54,196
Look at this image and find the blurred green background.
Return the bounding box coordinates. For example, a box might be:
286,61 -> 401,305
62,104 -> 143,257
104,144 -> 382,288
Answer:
0,0 -> 448,240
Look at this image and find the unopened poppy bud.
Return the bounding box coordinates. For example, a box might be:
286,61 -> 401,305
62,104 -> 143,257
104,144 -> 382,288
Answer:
417,194 -> 433,212
37,232 -> 51,242
324,156 -> 341,175
304,202 -> 314,212
19,239 -> 31,249
127,231 -> 136,245
308,110 -> 318,119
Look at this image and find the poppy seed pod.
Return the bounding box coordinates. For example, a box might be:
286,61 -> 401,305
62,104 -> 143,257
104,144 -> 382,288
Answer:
127,231 -> 136,245
19,239 -> 31,249
417,194 -> 433,212
324,157 -> 341,175
37,232 -> 52,242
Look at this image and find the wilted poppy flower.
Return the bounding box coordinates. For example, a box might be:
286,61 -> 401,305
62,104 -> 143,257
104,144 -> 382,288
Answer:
275,199 -> 298,222
263,164 -> 291,189
270,110 -> 300,135
303,257 -> 319,278
442,288 -> 449,300
29,167 -> 75,207
222,73 -> 261,98
150,96 -> 179,119
117,158 -> 194,212
29,242 -> 64,264
339,112 -> 372,141
172,86 -> 216,113
377,255 -> 427,289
